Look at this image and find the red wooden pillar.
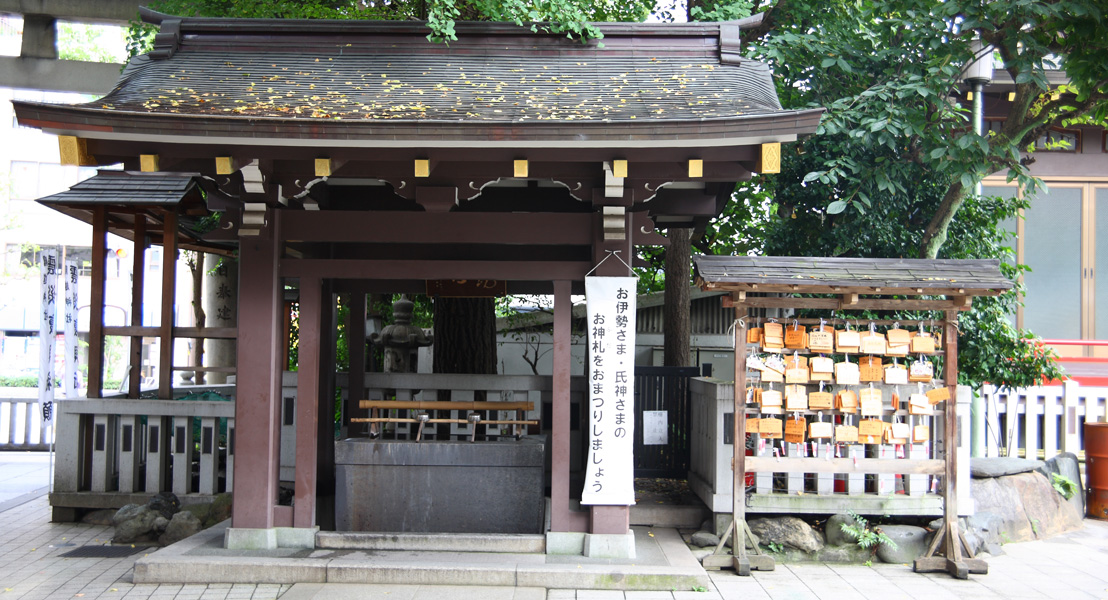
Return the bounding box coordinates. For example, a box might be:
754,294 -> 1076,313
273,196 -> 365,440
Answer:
551,279 -> 588,532
86,206 -> 108,397
231,210 -> 284,529
293,275 -> 321,527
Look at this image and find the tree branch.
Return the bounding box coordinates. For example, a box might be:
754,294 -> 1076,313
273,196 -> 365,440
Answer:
918,180 -> 967,259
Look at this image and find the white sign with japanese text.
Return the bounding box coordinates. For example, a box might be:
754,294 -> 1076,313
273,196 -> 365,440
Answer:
643,411 -> 668,445
38,249 -> 58,426
581,276 -> 636,505
64,260 -> 79,399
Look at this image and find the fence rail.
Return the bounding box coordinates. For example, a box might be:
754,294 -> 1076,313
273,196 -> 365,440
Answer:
982,380 -> 1108,459
688,378 -> 972,517
0,396 -> 53,451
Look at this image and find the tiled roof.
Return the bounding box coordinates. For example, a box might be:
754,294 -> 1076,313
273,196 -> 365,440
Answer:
693,255 -> 1013,295
36,171 -> 202,206
94,51 -> 782,123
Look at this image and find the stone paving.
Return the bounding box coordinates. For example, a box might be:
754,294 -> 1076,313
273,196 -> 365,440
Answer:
2,455 -> 1108,600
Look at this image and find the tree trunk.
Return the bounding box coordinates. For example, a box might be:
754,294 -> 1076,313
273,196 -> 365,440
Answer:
432,297 -> 497,374
189,251 -> 205,385
663,228 -> 692,367
919,181 -> 967,259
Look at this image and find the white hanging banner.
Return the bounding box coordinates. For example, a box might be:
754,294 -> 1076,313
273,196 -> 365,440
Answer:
581,276 -> 636,505
64,260 -> 79,399
38,249 -> 58,426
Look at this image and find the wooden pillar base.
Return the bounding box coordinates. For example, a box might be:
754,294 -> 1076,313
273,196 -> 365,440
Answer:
913,556 -> 988,578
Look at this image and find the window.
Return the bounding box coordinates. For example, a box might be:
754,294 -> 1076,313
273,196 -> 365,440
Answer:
988,180 -> 1108,352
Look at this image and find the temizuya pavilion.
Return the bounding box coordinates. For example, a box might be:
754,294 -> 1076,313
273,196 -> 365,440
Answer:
14,9 -> 821,553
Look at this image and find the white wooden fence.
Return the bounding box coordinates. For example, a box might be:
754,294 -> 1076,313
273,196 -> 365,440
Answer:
0,395 -> 53,451
982,381 -> 1108,459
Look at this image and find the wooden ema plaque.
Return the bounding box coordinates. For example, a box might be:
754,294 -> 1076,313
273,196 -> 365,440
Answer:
760,417 -> 783,439
784,325 -> 807,349
809,421 -> 833,439
926,387 -> 951,404
913,423 -> 930,443
746,417 -> 761,434
859,356 -> 883,382
886,328 -> 911,356
836,389 -> 858,412
747,326 -> 763,345
808,327 -> 834,353
910,359 -> 934,382
809,391 -> 834,411
835,361 -> 860,385
784,418 -> 806,443
763,322 -> 784,349
836,329 -> 860,353
860,331 -> 887,354
859,387 -> 883,416
859,419 -> 885,444
908,393 -> 933,415
810,356 -> 834,381
885,364 -> 909,385
887,422 -> 910,444
785,385 -> 808,411
911,332 -> 936,354
836,424 -> 859,443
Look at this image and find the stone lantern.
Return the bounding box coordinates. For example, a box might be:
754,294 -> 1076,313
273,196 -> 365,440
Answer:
369,295 -> 433,373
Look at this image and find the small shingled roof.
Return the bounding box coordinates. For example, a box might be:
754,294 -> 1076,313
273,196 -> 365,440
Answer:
36,171 -> 203,207
693,255 -> 1013,296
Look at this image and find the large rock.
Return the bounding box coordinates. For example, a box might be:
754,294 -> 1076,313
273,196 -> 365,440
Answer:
874,525 -> 930,564
971,471 -> 1083,543
825,514 -> 858,547
159,511 -> 202,546
1037,452 -> 1085,517
749,517 -> 824,554
113,504 -> 159,543
81,509 -> 116,526
970,457 -> 1043,478
690,531 -> 720,548
148,492 -> 181,520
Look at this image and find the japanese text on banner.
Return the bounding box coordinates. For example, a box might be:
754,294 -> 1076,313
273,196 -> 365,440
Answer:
581,276 -> 636,505
64,261 -> 79,399
38,249 -> 58,426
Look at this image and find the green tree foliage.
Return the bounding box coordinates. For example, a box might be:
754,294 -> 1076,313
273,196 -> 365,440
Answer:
721,0 -> 1087,389
129,0 -> 654,53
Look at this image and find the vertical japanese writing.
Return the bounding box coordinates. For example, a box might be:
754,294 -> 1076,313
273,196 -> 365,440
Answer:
39,249 -> 58,426
64,261 -> 79,399
582,277 -> 637,505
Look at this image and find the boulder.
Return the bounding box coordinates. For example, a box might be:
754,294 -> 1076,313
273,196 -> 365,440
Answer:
148,492 -> 181,520
816,544 -> 873,563
875,525 -> 929,564
749,517 -> 824,554
152,516 -> 169,533
183,502 -> 211,524
825,514 -> 858,547
970,457 -> 1043,478
971,471 -> 1083,543
690,531 -> 720,548
1037,452 -> 1085,516
113,504 -> 159,543
159,511 -> 202,546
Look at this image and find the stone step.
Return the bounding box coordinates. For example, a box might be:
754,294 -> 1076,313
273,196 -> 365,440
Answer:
316,531 -> 546,553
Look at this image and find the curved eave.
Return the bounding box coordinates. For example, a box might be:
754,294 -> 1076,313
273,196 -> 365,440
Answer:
13,102 -> 823,149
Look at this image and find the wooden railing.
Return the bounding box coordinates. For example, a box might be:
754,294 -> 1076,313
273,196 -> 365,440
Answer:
48,387 -> 235,518
688,378 -> 972,517
982,380 -> 1108,459
0,394 -> 52,451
